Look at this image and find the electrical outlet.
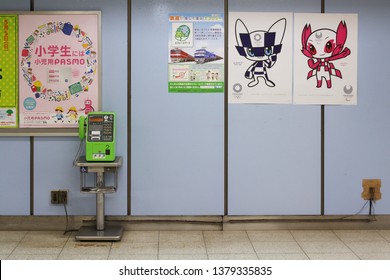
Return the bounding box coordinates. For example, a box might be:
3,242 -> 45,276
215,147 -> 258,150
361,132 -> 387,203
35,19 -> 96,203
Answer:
51,190 -> 68,204
361,179 -> 382,201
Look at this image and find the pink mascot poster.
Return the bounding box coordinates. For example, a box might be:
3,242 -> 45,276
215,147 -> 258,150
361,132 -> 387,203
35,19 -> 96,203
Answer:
19,13 -> 99,128
294,13 -> 358,105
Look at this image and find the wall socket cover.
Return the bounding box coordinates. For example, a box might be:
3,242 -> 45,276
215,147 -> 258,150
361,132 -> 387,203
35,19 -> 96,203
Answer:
51,190 -> 68,204
361,179 -> 382,200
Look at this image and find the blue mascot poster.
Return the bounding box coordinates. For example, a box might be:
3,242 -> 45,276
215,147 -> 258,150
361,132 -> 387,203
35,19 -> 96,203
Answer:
228,12 -> 293,104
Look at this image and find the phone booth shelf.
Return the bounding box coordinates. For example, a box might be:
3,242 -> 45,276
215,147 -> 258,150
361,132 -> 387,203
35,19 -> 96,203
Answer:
73,155 -> 123,241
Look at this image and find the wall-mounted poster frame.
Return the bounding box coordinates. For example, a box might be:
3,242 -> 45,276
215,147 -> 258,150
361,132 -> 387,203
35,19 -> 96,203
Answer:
0,11 -> 101,136
168,13 -> 224,93
293,13 -> 358,105
0,14 -> 18,129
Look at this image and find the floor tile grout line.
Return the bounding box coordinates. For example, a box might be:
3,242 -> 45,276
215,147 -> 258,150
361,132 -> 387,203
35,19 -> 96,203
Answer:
57,231 -> 74,260
331,230 -> 362,260
202,231 -> 210,260
289,230 -> 310,260
245,230 -> 260,260
377,229 -> 390,243
6,230 -> 30,260
291,229 -> 369,259
57,232 -> 73,260
107,240 -> 114,260
157,230 -> 161,260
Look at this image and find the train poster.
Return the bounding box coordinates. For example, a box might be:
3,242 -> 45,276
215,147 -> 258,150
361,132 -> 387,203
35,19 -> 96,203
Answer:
18,13 -> 100,128
293,13 -> 358,105
168,13 -> 224,93
0,15 -> 18,128
228,12 -> 293,104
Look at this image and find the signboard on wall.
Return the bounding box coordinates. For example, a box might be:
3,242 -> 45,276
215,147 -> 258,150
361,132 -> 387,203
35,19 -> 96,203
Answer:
293,13 -> 358,105
228,12 -> 293,104
168,13 -> 224,93
0,15 -> 18,128
19,13 -> 100,128
0,11 -> 100,130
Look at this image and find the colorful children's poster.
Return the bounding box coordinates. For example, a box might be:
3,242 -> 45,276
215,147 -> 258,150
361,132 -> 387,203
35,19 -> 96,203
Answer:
294,13 -> 358,105
168,13 -> 224,93
0,15 -> 18,128
19,14 -> 100,128
228,12 -> 293,104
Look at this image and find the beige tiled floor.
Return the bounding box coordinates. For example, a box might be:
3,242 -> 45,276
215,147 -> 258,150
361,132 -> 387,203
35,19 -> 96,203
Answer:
1,230 -> 390,260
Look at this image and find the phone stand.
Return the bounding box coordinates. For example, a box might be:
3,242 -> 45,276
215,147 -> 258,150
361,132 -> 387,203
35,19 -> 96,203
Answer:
73,156 -> 123,241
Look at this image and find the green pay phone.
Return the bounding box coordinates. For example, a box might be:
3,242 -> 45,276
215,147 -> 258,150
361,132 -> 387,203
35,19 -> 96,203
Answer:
79,112 -> 116,161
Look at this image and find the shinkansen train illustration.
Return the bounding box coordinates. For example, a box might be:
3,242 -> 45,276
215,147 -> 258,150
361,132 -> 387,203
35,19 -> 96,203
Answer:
170,48 -> 195,63
194,48 -> 222,64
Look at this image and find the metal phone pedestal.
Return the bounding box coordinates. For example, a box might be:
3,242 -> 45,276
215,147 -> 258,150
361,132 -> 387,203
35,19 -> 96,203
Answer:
74,156 -> 123,241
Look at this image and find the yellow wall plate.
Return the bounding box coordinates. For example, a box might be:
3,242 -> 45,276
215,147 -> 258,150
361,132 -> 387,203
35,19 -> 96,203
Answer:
362,179 -> 382,200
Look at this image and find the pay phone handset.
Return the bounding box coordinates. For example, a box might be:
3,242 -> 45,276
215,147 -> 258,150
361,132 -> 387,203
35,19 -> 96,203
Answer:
79,112 -> 116,161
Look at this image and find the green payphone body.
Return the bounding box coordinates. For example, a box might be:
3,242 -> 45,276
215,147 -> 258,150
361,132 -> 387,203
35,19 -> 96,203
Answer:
79,112 -> 115,161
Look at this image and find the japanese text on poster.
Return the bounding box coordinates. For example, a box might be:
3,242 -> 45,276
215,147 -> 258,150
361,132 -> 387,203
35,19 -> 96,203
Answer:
168,13 -> 224,93
0,15 -> 18,128
19,14 -> 99,128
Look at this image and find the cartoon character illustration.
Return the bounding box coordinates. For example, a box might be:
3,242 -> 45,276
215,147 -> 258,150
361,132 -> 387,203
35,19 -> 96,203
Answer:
66,106 -> 78,123
53,106 -> 64,123
79,98 -> 94,115
301,21 -> 351,88
235,18 -> 286,88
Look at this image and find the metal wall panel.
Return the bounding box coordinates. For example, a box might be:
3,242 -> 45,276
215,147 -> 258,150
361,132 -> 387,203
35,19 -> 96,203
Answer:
325,0 -> 390,214
131,0 -> 224,215
0,0 -> 31,216
33,0 -> 128,215
228,0 -> 322,215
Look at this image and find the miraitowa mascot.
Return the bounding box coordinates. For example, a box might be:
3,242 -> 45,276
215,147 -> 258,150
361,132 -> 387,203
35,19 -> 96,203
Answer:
235,18 -> 287,88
